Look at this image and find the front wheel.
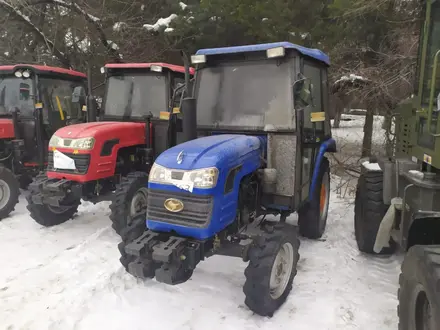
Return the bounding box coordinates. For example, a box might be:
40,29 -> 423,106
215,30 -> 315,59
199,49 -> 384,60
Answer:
398,245 -> 440,330
298,157 -> 330,239
0,165 -> 20,220
109,172 -> 149,237
243,222 -> 300,317
26,174 -> 80,226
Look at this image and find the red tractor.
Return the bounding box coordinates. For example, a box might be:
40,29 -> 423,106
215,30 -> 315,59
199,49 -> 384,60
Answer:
0,64 -> 90,220
26,61 -> 194,235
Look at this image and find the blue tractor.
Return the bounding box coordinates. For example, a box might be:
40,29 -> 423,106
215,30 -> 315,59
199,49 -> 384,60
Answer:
119,42 -> 336,316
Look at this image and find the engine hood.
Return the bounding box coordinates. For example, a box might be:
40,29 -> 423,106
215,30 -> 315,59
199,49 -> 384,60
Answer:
0,118 -> 14,139
155,134 -> 264,170
54,121 -> 145,139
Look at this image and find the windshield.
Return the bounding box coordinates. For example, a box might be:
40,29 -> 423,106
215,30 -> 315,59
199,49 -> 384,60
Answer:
196,59 -> 293,130
104,73 -> 168,118
0,76 -> 34,117
39,77 -> 86,121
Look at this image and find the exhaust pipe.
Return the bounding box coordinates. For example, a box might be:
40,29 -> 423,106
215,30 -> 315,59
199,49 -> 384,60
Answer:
86,63 -> 96,122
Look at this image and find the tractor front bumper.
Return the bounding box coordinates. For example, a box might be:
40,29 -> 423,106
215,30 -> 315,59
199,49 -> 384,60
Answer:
30,178 -> 82,207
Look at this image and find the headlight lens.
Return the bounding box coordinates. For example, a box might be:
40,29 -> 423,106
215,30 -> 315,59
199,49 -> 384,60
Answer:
149,164 -> 219,189
48,136 -> 95,150
71,137 -> 95,150
48,135 -> 63,148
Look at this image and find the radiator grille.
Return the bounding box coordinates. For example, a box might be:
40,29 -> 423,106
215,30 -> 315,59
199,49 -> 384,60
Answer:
47,151 -> 90,174
147,190 -> 213,228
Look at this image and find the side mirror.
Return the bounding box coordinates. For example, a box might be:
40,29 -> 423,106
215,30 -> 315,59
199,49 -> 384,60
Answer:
72,86 -> 86,103
293,75 -> 313,109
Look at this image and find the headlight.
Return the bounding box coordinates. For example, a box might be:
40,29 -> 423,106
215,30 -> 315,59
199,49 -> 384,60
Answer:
48,136 -> 95,150
49,135 -> 63,148
149,164 -> 219,189
70,137 -> 95,150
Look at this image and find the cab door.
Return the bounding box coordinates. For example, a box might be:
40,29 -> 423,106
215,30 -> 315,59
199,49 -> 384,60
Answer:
297,60 -> 329,203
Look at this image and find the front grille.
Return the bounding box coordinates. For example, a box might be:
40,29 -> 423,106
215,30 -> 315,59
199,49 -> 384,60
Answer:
147,190 -> 213,228
47,151 -> 91,174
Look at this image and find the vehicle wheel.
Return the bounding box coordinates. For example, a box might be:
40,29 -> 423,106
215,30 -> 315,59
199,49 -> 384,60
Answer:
26,173 -> 80,227
298,157 -> 330,239
398,245 -> 440,330
0,165 -> 20,220
243,222 -> 300,317
354,171 -> 396,254
109,172 -> 149,236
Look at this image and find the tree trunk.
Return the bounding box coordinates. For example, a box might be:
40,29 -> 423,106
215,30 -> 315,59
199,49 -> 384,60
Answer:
333,108 -> 342,128
361,109 -> 374,157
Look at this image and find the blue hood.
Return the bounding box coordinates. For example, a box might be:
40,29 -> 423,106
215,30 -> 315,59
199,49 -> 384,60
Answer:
155,134 -> 263,170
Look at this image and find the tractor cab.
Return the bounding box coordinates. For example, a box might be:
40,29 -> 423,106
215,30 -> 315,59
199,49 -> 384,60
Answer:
120,42 -> 335,317
0,65 -> 87,169
100,63 -> 194,154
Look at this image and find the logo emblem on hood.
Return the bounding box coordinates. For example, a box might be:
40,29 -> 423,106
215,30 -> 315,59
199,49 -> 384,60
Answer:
164,198 -> 184,213
177,151 -> 184,164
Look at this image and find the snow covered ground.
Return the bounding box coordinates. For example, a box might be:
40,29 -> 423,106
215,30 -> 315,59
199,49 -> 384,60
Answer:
0,113 -> 403,330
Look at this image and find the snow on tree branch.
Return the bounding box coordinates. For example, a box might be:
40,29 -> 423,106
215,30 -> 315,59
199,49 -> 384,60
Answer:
144,14 -> 178,32
0,0 -> 69,66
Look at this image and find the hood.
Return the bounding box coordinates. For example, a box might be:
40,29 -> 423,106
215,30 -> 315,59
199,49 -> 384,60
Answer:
54,121 -> 144,139
0,118 -> 14,139
155,134 -> 263,170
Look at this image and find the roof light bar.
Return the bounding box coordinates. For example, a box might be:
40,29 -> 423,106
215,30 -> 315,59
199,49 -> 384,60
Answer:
150,65 -> 163,72
191,54 -> 206,64
266,46 -> 285,59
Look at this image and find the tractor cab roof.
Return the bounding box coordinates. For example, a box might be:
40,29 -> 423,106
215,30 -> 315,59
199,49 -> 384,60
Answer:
0,64 -> 87,79
196,41 -> 330,66
104,62 -> 195,75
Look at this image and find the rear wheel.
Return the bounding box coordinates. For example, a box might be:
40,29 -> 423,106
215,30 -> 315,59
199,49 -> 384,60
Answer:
298,157 -> 330,239
26,173 -> 80,227
0,165 -> 19,220
398,245 -> 440,330
243,222 -> 300,317
110,172 -> 149,237
354,171 -> 396,254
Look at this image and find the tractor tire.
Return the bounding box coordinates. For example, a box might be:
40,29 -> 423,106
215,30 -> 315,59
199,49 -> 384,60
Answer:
354,171 -> 396,254
109,172 -> 149,236
243,222 -> 300,317
118,215 -> 148,270
298,157 -> 330,239
26,173 -> 80,227
398,245 -> 440,330
0,165 -> 20,220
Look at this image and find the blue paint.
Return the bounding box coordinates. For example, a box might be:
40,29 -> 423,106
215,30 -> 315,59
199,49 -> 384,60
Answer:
196,41 -> 330,65
309,138 -> 336,201
147,134 -> 265,240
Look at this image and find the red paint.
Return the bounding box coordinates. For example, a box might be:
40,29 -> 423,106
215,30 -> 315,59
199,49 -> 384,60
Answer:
0,64 -> 86,78
104,62 -> 195,75
23,162 -> 48,167
0,119 -> 15,139
46,121 -> 147,182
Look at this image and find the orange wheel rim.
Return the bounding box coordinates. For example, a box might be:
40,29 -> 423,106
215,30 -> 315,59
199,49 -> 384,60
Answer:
320,183 -> 326,213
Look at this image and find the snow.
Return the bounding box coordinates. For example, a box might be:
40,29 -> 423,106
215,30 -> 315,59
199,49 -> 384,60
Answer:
4,51 -> 9,56
113,22 -> 127,32
0,185 -> 402,329
362,161 -> 381,171
164,27 -> 175,33
143,14 -> 177,32
335,74 -> 369,85
65,29 -> 90,52
331,114 -> 386,146
179,2 -> 188,10
262,18 -> 269,21
106,40 -> 119,50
